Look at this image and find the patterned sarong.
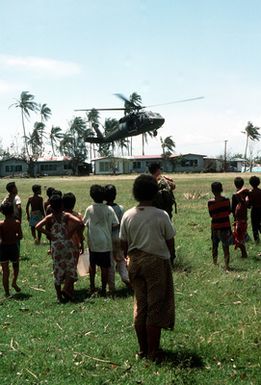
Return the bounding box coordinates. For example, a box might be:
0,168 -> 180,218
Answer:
233,220 -> 247,248
128,250 -> 175,330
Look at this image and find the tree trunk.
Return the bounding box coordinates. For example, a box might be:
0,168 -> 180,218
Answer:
142,134 -> 145,156
243,134 -> 249,172
21,110 -> 30,158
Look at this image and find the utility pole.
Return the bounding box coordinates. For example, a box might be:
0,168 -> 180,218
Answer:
224,140 -> 228,172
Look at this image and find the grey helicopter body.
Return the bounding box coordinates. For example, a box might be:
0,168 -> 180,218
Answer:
75,94 -> 203,144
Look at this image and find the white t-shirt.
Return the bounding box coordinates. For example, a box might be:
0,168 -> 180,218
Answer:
83,203 -> 119,252
120,206 -> 175,259
2,194 -> 21,219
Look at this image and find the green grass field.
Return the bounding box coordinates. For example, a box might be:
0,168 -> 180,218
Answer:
0,174 -> 260,385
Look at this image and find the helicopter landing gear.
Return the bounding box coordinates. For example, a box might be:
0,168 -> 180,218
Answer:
153,129 -> 158,136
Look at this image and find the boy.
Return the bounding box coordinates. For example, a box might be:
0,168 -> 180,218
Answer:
26,184 -> 45,244
208,182 -> 231,271
0,202 -> 23,297
2,182 -> 22,223
233,188 -> 249,258
83,185 -> 118,296
120,174 -> 175,362
231,177 -> 244,218
248,176 -> 261,244
104,184 -> 131,293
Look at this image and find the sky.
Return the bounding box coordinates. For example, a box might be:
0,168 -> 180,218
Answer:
1,0 -> 261,159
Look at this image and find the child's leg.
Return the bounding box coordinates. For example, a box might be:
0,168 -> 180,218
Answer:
100,267 -> 109,295
12,261 -> 21,292
222,245 -> 230,271
251,209 -> 260,243
31,226 -> 36,240
238,244 -> 248,258
117,259 -> 131,287
54,284 -> 63,302
37,229 -> 42,243
89,263 -> 96,292
1,262 -> 10,296
211,230 -> 219,264
108,255 -> 115,293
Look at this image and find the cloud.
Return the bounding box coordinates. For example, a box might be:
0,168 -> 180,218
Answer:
0,54 -> 82,77
0,79 -> 25,95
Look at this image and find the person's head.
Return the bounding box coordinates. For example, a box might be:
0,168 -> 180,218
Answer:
211,181 -> 223,195
63,192 -> 76,211
46,187 -> 55,198
49,194 -> 63,212
32,184 -> 41,194
90,184 -> 104,203
133,174 -> 158,202
148,162 -> 161,178
104,184 -> 117,203
234,177 -> 244,190
1,202 -> 14,217
249,175 -> 260,188
6,182 -> 17,194
52,189 -> 62,197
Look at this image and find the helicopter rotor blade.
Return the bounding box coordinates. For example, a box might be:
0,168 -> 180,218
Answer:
114,93 -> 143,110
145,96 -> 204,108
74,108 -> 126,112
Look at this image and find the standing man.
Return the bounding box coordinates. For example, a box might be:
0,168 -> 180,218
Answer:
148,162 -> 176,264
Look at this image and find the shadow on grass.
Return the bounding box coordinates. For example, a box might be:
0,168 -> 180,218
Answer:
228,266 -> 248,272
161,349 -> 204,369
12,292 -> 32,301
114,287 -> 133,298
20,255 -> 30,261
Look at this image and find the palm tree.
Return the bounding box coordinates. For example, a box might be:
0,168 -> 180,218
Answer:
27,122 -> 46,158
50,126 -> 63,155
39,103 -> 52,123
10,91 -> 39,157
87,109 -> 100,159
124,92 -> 142,156
160,136 -> 176,156
242,121 -> 260,171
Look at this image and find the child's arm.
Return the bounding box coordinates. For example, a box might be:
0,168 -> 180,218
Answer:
66,213 -> 84,239
36,216 -> 53,239
16,221 -> 23,240
120,240 -> 128,259
40,197 -> 45,216
25,198 -> 31,221
166,237 -> 175,260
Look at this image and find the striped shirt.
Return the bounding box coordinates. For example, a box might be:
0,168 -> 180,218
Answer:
208,197 -> 231,230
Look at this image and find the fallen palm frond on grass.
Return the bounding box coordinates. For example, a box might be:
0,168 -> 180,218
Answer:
183,191 -> 209,200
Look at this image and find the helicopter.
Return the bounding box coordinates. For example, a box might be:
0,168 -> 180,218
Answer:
75,94 -> 204,144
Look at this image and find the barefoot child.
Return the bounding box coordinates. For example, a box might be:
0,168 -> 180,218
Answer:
83,185 -> 118,296
233,188 -> 249,258
208,181 -> 232,271
36,194 -> 83,302
26,184 -> 45,244
120,175 -> 175,361
0,202 -> 23,297
104,184 -> 131,293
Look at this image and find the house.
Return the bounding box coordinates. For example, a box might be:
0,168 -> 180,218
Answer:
170,153 -> 206,173
92,156 -> 131,175
203,157 -> 223,172
0,157 -> 28,177
34,156 -> 73,176
129,155 -> 173,173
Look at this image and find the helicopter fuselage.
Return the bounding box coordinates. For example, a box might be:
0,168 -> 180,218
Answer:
85,111 -> 165,143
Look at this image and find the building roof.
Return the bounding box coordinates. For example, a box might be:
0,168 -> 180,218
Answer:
37,156 -> 71,162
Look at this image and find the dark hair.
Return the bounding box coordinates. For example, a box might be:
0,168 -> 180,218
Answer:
133,174 -> 158,201
6,182 -> 16,193
90,185 -> 104,203
32,184 -> 41,194
52,190 -> 62,197
234,177 -> 244,189
63,192 -> 76,210
104,184 -> 116,202
1,202 -> 14,216
46,187 -> 55,198
211,181 -> 223,194
249,176 -> 260,188
49,194 -> 63,211
148,162 -> 161,175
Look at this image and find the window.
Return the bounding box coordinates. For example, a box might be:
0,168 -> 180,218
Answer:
133,161 -> 141,169
181,159 -> 198,167
40,164 -> 57,171
99,161 -> 110,172
64,163 -> 72,170
5,165 -> 22,172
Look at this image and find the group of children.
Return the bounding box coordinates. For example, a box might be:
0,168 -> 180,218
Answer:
208,175 -> 261,271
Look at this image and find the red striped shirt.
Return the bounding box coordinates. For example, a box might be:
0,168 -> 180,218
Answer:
208,197 -> 231,229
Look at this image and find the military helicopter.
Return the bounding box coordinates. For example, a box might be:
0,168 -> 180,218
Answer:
75,93 -> 204,144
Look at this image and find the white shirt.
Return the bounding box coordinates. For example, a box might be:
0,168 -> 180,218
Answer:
120,206 -> 175,259
83,203 -> 119,252
2,194 -> 21,219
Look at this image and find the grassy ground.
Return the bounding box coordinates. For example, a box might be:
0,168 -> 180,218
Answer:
0,174 -> 260,385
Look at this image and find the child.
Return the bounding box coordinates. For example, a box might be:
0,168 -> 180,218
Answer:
2,182 -> 22,223
120,174 -> 175,362
208,181 -> 232,271
83,185 -> 118,296
63,193 -> 84,294
231,177 -> 244,218
0,202 -> 23,297
233,188 -> 249,258
248,176 -> 261,244
36,194 -> 83,302
44,187 -> 55,214
104,184 -> 131,293
26,184 -> 45,244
